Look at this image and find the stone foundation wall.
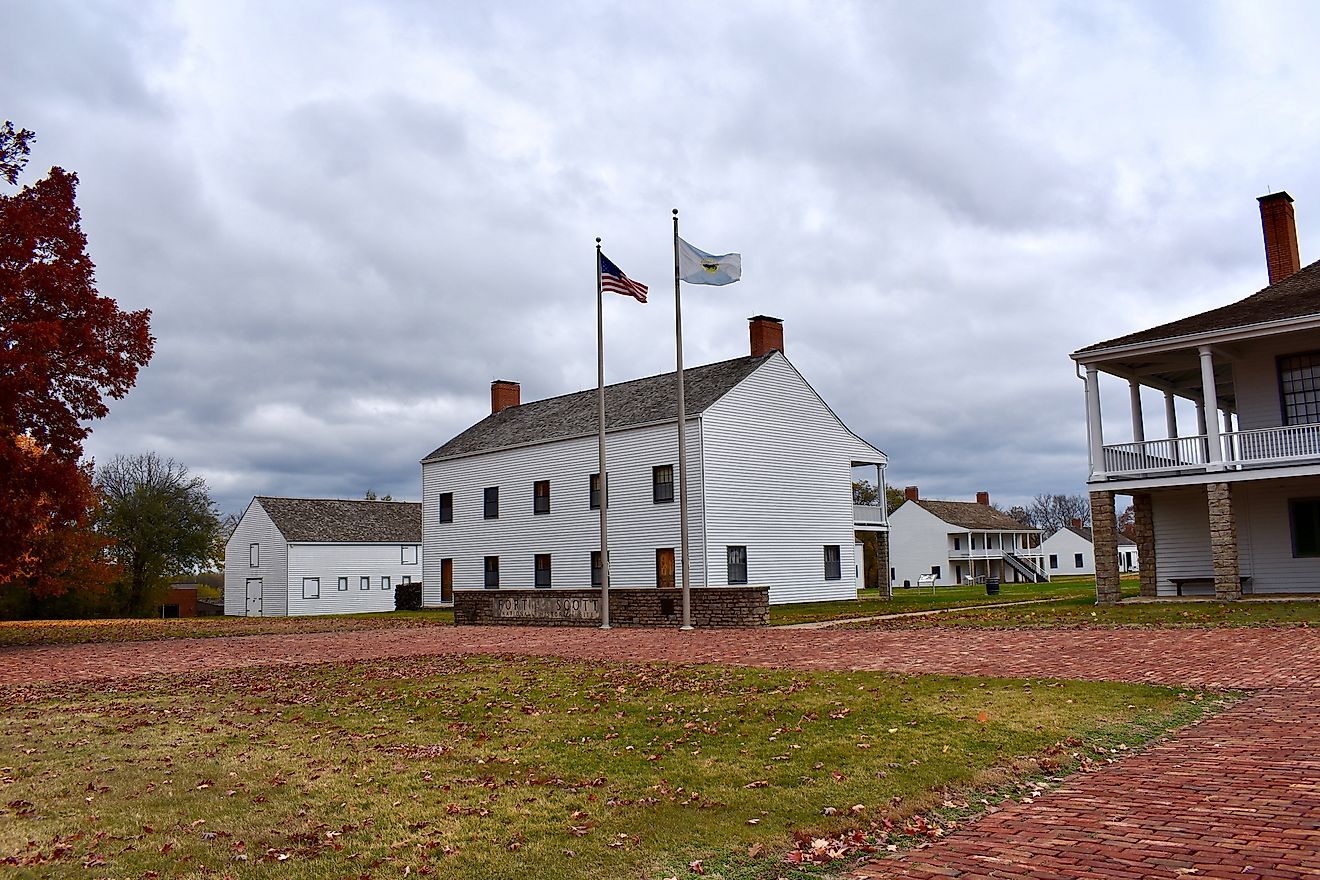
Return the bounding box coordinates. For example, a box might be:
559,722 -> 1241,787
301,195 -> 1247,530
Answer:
1132,492 -> 1157,598
1207,482 -> 1242,600
1090,490 -> 1120,604
452,587 -> 770,628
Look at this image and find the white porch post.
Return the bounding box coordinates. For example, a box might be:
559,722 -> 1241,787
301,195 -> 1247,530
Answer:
1085,366 -> 1105,478
1199,346 -> 1224,469
1128,379 -> 1145,443
1163,391 -> 1178,438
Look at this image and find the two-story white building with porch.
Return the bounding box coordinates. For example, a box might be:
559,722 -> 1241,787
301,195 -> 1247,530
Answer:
887,487 -> 1048,588
420,317 -> 889,608
1073,191 -> 1320,601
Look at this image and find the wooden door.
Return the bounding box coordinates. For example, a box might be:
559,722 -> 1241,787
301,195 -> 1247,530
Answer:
656,549 -> 675,589
441,559 -> 453,603
245,578 -> 263,616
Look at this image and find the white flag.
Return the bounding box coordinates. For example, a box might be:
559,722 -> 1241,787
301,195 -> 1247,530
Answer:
677,237 -> 741,286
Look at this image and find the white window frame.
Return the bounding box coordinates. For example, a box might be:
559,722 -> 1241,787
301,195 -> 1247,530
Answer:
360,576 -> 371,591
401,545 -> 418,565
249,543 -> 259,567
302,577 -> 320,599
381,576 -> 391,591
337,577 -> 348,592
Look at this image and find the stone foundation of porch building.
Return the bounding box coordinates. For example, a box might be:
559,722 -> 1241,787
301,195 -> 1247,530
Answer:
1207,482 -> 1242,600
1090,490 -> 1122,604
1132,491 -> 1157,597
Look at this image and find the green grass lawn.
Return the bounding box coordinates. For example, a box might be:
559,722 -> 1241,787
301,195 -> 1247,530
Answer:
0,608 -> 454,647
769,576 -> 1127,627
0,656 -> 1223,880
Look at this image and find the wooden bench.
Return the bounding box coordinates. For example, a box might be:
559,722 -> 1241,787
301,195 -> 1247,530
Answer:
1168,575 -> 1253,596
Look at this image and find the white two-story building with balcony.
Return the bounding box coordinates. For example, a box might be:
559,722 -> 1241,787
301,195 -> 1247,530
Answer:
1073,191 -> 1320,602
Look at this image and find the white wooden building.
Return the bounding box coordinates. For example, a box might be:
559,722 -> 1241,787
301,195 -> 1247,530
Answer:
224,497 -> 422,616
887,487 -> 1048,588
420,317 -> 889,606
1040,522 -> 1139,577
1075,191 -> 1320,600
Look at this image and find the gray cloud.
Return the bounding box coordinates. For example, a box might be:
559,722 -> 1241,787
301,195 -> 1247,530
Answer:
6,0 -> 1320,517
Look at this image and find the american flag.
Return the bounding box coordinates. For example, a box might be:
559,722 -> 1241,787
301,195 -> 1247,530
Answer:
599,252 -> 648,303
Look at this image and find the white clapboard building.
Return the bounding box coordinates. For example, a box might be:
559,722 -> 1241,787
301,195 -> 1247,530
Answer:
420,317 -> 889,606
224,497 -> 422,616
887,487 -> 1048,587
1040,520 -> 1139,577
1076,191 -> 1320,601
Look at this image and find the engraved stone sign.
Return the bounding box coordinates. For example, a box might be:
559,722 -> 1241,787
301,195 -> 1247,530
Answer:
493,593 -> 601,621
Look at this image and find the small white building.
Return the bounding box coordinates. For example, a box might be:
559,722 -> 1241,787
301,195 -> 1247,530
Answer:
224,497 -> 422,616
887,488 -> 1048,587
1041,521 -> 1139,576
420,317 -> 889,607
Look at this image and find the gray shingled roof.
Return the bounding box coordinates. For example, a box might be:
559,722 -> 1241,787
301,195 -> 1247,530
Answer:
423,354 -> 772,462
257,497 -> 422,543
908,499 -> 1039,531
1076,259 -> 1320,355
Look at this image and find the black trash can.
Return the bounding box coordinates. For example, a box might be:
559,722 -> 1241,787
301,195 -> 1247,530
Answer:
985,577 -> 1000,596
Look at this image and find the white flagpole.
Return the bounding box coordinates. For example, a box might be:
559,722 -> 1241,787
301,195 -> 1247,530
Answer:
672,209 -> 693,631
595,239 -> 611,629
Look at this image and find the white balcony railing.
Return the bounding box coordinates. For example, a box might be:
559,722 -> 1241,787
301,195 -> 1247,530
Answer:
1101,423 -> 1320,478
853,504 -> 887,526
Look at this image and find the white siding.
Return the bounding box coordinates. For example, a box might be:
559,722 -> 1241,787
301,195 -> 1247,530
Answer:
422,421 -> 705,604
1151,487 -> 1213,595
1230,329 -> 1320,431
887,502 -> 958,586
286,543 -> 422,616
1041,529 -> 1094,576
700,354 -> 874,604
1228,476 -> 1320,593
223,499 -> 288,616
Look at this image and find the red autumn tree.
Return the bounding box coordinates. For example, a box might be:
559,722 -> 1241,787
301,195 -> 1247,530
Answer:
0,121 -> 154,591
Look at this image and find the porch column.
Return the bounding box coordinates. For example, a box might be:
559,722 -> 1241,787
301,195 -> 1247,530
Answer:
1163,391 -> 1178,439
1128,379 -> 1145,442
1207,482 -> 1241,600
1199,346 -> 1224,468
1090,490 -> 1121,604
1085,366 -> 1105,478
1132,492 -> 1157,598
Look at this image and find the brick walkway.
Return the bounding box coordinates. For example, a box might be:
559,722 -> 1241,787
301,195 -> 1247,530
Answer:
5,624 -> 1320,877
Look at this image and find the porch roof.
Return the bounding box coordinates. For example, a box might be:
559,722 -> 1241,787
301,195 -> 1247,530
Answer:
1074,259 -> 1320,359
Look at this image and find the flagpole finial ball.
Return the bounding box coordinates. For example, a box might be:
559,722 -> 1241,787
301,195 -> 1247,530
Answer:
672,208 -> 678,216
596,237 -> 601,244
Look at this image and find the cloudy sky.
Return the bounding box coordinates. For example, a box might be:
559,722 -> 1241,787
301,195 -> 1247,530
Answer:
8,0 -> 1320,517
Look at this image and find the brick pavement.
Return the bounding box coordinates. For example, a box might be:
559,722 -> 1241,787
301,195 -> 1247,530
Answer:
4,624 -> 1319,877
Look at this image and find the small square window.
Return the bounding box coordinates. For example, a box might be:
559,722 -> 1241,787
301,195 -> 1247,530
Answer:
534,554 -> 551,588
1049,554 -> 1058,570
534,480 -> 550,515
591,551 -> 603,587
302,577 -> 320,599
726,546 -> 747,584
931,565 -> 941,579
382,576 -> 392,591
484,556 -> 500,588
824,545 -> 842,580
337,577 -> 348,591
402,545 -> 418,565
360,576 -> 371,591
589,473 -> 607,510
249,543 -> 259,567
438,492 -> 453,523
1074,553 -> 1084,569
652,465 -> 674,503
484,487 -> 499,519
402,575 -> 411,585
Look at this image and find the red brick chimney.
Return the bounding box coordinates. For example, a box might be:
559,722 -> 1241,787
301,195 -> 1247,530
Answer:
491,380 -> 520,414
1259,191 -> 1301,285
904,486 -> 919,502
1071,518 -> 1083,529
749,315 -> 785,357
976,491 -> 990,506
